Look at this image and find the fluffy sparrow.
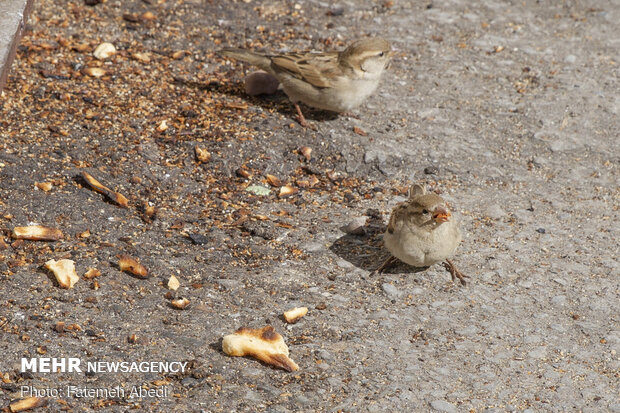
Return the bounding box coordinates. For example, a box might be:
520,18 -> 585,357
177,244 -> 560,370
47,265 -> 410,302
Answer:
219,38 -> 394,127
378,184 -> 468,285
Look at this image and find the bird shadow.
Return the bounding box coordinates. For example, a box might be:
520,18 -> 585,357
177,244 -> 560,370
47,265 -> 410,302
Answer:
329,210 -> 428,274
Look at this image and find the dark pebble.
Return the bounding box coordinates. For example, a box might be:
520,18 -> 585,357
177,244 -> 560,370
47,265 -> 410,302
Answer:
424,166 -> 439,175
189,233 -> 210,245
242,221 -> 277,240
327,6 -> 344,16
1,383 -> 19,392
536,228 -> 546,234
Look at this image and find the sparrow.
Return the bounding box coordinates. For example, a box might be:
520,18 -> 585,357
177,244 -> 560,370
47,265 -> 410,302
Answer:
377,184 -> 468,285
219,38 -> 394,127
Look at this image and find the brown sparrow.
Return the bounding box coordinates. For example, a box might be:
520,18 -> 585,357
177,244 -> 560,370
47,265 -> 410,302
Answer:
219,38 -> 394,127
377,184 -> 468,285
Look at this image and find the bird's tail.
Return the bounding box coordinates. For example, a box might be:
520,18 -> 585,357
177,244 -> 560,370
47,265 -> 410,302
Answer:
218,48 -> 273,73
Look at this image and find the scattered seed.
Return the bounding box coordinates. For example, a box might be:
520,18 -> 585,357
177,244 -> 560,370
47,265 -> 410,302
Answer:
353,127 -> 367,136
83,268 -> 101,279
35,182 -> 53,191
93,42 -> 116,60
80,171 -> 129,208
279,185 -> 298,197
266,174 -> 283,187
9,397 -> 48,412
170,297 -> 190,310
283,307 -> 308,324
142,11 -> 156,20
195,145 -> 211,163
299,146 -> 312,161
13,225 -> 63,241
132,52 -> 151,63
118,255 -> 149,278
168,275 -> 180,291
45,259 -> 80,289
157,120 -> 168,132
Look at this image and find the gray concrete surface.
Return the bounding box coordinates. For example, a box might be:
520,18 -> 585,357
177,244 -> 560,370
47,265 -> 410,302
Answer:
0,0 -> 32,91
0,0 -> 618,412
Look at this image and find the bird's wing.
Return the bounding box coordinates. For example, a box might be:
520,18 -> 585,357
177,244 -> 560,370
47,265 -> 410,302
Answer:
219,48 -> 273,73
271,52 -> 341,88
387,203 -> 407,234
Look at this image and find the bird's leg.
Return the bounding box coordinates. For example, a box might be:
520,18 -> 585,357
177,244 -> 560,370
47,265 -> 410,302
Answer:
293,103 -> 316,130
374,255 -> 397,275
442,259 -> 469,286
294,103 -> 307,126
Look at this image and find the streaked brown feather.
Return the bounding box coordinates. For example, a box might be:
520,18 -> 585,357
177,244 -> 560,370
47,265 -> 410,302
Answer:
271,52 -> 341,88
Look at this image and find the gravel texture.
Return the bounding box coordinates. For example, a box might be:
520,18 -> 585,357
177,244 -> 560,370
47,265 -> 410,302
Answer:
0,0 -> 618,412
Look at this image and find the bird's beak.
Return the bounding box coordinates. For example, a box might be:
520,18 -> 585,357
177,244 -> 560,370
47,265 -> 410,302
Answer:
433,207 -> 451,223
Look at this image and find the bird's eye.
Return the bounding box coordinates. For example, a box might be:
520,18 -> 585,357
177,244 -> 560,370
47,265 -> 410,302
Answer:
378,51 -> 385,57
422,209 -> 429,214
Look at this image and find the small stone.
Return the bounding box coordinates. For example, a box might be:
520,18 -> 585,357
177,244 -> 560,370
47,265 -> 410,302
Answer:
244,390 -> 262,402
241,220 -> 277,240
181,377 -> 198,387
367,405 -> 382,413
536,227 -> 546,234
564,54 -> 576,64
484,204 -> 506,219
300,242 -> 323,252
327,6 -> 344,16
326,377 -> 341,388
424,165 -> 439,175
336,259 -> 354,269
122,13 -> 140,23
217,279 -> 241,290
430,400 -> 457,413
188,233 -> 209,245
340,217 -> 367,235
293,394 -> 312,405
551,295 -> 567,305
245,185 -> 271,196
364,150 -> 387,164
527,346 -> 547,359
382,283 -> 402,299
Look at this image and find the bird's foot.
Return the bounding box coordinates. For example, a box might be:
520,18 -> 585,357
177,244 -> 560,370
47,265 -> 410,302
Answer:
442,259 -> 469,286
294,103 -> 317,130
372,255 -> 397,275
